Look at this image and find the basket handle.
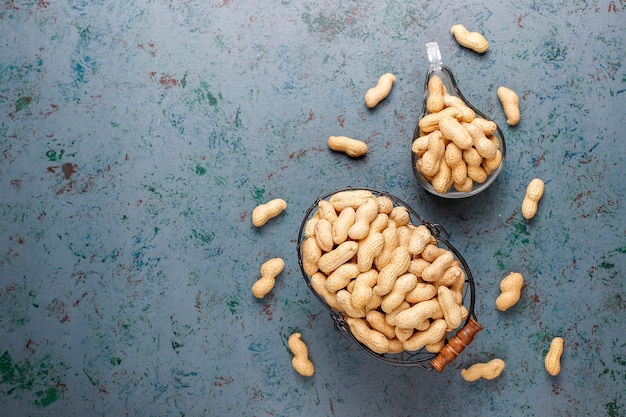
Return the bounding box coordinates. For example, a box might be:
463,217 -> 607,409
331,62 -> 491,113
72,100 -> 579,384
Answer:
430,318 -> 483,373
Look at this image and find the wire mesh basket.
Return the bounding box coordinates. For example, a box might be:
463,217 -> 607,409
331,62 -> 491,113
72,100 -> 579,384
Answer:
296,187 -> 482,371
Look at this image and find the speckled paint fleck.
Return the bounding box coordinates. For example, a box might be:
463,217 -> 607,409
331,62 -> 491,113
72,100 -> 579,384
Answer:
1,0 -> 625,416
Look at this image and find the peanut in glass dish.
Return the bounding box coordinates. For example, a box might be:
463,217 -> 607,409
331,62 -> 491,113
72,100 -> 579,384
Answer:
412,42 -> 506,198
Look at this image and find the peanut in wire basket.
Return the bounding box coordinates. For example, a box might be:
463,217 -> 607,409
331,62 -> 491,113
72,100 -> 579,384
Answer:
296,187 -> 482,372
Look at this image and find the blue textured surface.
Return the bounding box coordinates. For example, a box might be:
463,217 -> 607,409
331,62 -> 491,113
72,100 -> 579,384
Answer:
1,1 -> 625,416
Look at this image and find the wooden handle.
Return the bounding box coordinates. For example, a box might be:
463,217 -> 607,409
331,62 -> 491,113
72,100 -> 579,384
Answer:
430,318 -> 483,373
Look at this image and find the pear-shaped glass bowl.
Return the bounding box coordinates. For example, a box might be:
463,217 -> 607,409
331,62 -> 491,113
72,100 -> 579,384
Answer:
296,187 -> 483,371
412,43 -> 506,198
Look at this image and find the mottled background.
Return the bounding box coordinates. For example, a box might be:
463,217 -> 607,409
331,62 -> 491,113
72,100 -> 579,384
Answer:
1,1 -> 625,416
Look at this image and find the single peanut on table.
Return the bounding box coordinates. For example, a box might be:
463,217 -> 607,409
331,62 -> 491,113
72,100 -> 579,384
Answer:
545,337 -> 564,376
365,73 -> 396,108
461,358 -> 506,381
496,272 -> 524,311
450,24 -> 490,53
288,333 -> 315,376
521,178 -> 545,220
327,135 -> 368,158
252,198 -> 287,227
251,258 -> 285,298
497,86 -> 521,126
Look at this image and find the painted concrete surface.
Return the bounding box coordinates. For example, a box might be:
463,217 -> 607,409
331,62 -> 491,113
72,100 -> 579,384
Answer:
1,1 -> 625,416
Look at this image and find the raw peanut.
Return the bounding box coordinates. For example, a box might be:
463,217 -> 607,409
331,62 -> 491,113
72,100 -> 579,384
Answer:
318,241 -> 359,274
471,117 -> 498,135
408,258 -> 431,278
450,24 -> 489,53
365,73 -> 396,108
461,359 -> 506,382
483,149 -> 503,172
415,319 -> 432,332
301,236 -> 321,276
385,301 -> 410,327
328,135 -> 368,157
464,122 -> 497,159
405,282 -> 437,304
325,262 -> 359,293
426,75 -> 445,113
435,264 -> 464,289
332,206 -> 355,245
357,232 -> 385,272
288,333 -> 315,377
346,279 -> 356,293
432,158 -> 453,194
317,200 -> 338,224
395,326 -> 414,343
449,268 -> 466,305
462,147 -> 483,167
411,134 -> 430,157
348,197 -> 379,240
454,177 -> 474,192
376,196 -> 394,214
403,319 -> 448,351
422,251 -> 455,282
252,258 -> 285,298
346,317 -> 390,354
314,218 -> 334,252
366,310 -> 397,339
426,338 -> 446,354
443,94 -> 476,123
422,244 -> 449,262
496,272 -> 524,311
497,86 -> 521,126
545,337 -> 564,376
381,273 -> 418,313
252,198 -> 287,227
336,289 -> 365,318
437,285 -> 464,330
418,107 -> 462,133
365,293 -> 383,312
467,163 -> 488,183
374,246 -> 411,296
329,189 -> 375,211
521,178 -> 545,220
396,225 -> 412,248
374,222 -> 398,270
416,130 -> 445,177
445,142 -> 468,186
310,272 -> 343,311
387,339 -> 405,354
407,225 -> 432,255
389,205 -> 410,226
394,299 -> 443,329
368,213 -> 389,235
304,214 -> 318,238
439,115 -> 473,150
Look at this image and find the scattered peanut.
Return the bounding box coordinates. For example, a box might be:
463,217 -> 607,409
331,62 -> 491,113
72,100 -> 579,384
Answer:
495,272 -> 524,311
521,178 -> 545,220
545,337 -> 564,376
497,86 -> 521,126
328,135 -> 368,157
461,358 -> 506,381
252,198 -> 287,227
251,258 -> 285,298
365,73 -> 396,108
288,333 -> 315,377
450,24 -> 490,53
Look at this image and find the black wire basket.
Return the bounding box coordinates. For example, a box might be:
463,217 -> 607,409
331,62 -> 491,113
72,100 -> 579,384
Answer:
296,187 -> 482,372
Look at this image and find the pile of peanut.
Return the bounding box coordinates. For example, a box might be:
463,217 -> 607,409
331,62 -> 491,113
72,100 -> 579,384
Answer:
413,75 -> 504,194
300,189 -> 468,355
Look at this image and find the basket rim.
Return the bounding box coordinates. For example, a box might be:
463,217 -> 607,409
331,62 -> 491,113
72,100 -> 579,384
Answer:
296,186 -> 478,368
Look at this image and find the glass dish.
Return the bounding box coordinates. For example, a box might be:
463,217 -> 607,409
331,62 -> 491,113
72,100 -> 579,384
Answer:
412,42 -> 506,198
